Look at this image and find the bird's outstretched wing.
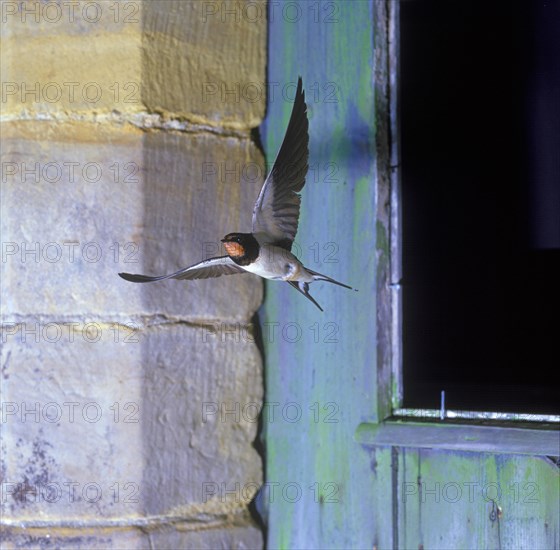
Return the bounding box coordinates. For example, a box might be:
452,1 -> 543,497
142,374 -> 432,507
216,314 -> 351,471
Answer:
119,256 -> 246,283
252,76 -> 309,250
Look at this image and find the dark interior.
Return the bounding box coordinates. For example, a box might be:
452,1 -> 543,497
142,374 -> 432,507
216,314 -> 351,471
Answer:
400,1 -> 560,414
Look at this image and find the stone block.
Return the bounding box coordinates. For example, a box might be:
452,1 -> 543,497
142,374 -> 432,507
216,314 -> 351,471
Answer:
0,0 -> 143,115
1,323 -> 263,520
0,523 -> 263,549
141,0 -> 266,126
0,0 -> 266,125
1,121 -> 264,322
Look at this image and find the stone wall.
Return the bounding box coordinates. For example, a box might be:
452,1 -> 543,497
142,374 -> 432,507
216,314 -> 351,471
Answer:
1,1 -> 266,547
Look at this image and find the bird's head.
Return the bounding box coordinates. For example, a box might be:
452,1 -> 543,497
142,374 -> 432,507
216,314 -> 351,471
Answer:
221,233 -> 259,264
221,233 -> 246,258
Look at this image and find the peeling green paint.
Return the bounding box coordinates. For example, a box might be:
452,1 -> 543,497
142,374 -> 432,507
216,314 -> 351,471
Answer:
399,450 -> 559,549
262,1 -> 377,548
375,220 -> 389,257
391,378 -> 399,409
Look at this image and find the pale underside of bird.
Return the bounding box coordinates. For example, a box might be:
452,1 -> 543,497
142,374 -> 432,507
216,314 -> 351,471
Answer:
119,77 -> 354,311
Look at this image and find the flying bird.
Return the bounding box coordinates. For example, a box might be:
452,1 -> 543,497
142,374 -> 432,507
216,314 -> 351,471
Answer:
119,77 -> 353,311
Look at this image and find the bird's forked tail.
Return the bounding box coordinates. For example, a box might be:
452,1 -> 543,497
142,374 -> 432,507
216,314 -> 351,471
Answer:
305,268 -> 354,290
287,269 -> 355,311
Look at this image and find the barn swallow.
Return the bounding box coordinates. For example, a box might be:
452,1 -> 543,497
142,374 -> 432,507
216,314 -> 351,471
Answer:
119,77 -> 353,311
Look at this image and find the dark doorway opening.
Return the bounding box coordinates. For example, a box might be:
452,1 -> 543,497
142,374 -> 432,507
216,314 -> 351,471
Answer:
400,1 -> 560,414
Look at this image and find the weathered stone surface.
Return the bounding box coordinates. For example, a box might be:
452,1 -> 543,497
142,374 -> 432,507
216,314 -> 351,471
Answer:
0,1 -> 143,115
1,121 -> 263,322
1,323 -> 262,520
1,0 -> 266,125
2,2 -> 266,546
147,523 -> 264,549
141,0 -> 266,126
0,119 -> 264,539
0,523 -> 263,549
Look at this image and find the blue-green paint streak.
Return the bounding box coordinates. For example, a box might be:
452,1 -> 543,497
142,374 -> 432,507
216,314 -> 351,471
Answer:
261,2 -> 377,547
